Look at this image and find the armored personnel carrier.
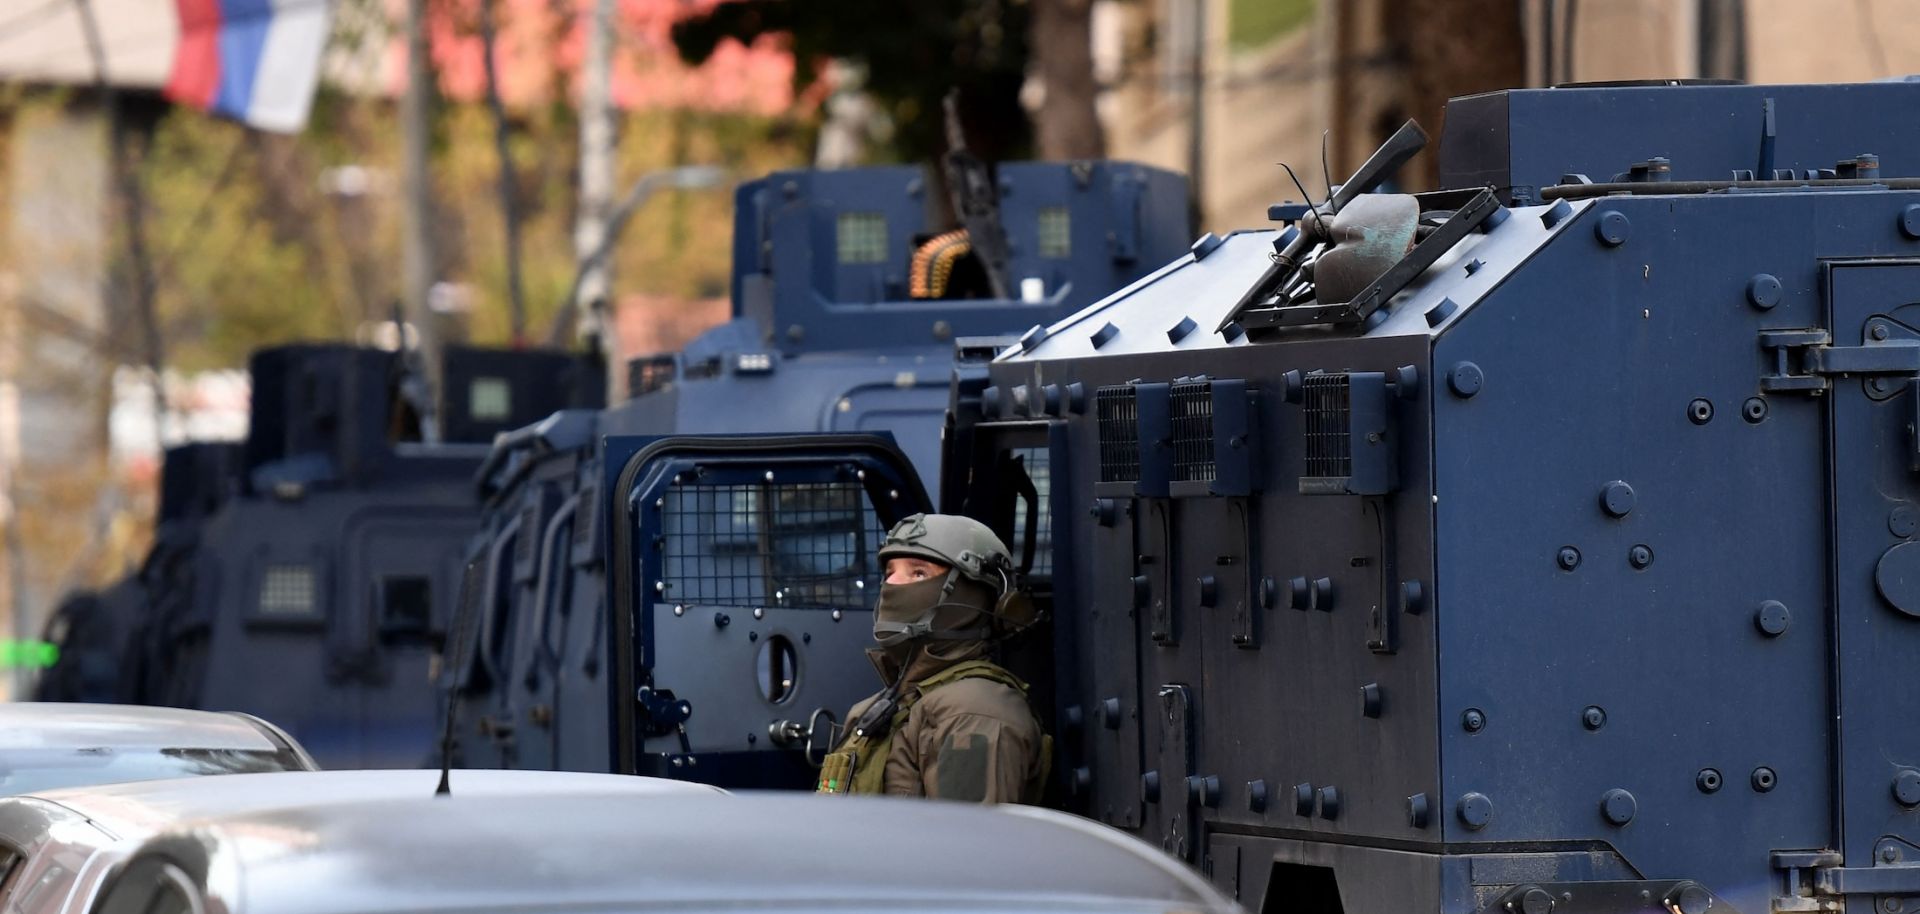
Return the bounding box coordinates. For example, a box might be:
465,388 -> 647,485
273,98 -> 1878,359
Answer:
441,157 -> 1192,785
36,441 -> 244,704
940,80 -> 1920,914
43,343 -> 600,769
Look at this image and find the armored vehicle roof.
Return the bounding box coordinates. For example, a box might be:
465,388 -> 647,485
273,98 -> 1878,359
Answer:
1442,79 -> 1920,200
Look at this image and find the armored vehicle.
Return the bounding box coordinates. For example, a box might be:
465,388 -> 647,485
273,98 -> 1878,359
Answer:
46,343 -> 600,770
441,159 -> 1191,785
937,79 -> 1920,914
36,442 -> 243,704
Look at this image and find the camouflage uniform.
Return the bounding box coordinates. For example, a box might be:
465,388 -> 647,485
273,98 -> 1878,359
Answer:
817,514 -> 1046,802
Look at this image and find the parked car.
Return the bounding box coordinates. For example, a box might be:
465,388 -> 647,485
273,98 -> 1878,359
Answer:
3,768 -> 1228,910
0,769 -> 723,914
0,703 -> 317,796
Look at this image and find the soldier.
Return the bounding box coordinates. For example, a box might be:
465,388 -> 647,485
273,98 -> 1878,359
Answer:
817,513 -> 1046,802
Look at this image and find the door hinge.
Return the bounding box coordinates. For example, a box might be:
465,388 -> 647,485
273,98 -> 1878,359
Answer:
1774,842 -> 1920,914
1761,330 -> 1920,394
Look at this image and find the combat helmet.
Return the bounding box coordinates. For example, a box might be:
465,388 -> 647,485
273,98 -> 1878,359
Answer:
873,513 -> 1038,642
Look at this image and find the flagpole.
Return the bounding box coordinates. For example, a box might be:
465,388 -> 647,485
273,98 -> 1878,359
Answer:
575,0 -> 617,397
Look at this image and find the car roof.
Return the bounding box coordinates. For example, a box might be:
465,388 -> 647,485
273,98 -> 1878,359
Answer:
0,704 -> 281,753
25,769 -> 722,842
168,792 -> 1232,914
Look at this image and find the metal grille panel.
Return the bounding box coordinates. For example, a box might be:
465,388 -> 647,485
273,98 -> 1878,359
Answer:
836,211 -> 889,264
258,564 -> 317,617
1096,385 -> 1140,483
1171,380 -> 1215,482
1037,206 -> 1072,258
470,376 -> 512,421
660,481 -> 883,608
1303,373 -> 1353,479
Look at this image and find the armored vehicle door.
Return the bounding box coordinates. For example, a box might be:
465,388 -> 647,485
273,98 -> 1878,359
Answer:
948,420 -> 1071,793
604,433 -> 930,787
345,509 -> 470,768
1793,261 -> 1920,909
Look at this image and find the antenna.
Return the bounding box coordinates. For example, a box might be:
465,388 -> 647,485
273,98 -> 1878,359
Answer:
433,686 -> 456,796
1320,129 -> 1336,213
1280,163 -> 1330,236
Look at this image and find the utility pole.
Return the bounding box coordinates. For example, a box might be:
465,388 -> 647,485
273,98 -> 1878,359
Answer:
402,0 -> 442,424
576,0 -> 617,395
479,0 -> 527,345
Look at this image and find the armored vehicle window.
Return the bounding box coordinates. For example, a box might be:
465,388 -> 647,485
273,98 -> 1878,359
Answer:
1009,447 -> 1053,578
379,575 -> 433,644
257,564 -> 318,618
470,376 -> 513,421
661,480 -> 883,608
1037,206 -> 1072,259
836,211 -> 888,264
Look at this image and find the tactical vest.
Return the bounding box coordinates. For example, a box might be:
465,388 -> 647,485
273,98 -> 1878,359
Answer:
816,659 -> 1045,798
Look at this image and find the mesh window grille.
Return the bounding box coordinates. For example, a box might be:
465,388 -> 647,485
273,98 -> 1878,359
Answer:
258,564 -> 317,616
1009,446 -> 1054,577
836,212 -> 889,264
1171,380 -> 1216,482
1303,373 -> 1353,479
470,377 -> 513,421
1037,207 -> 1072,258
660,481 -> 883,608
1096,385 -> 1140,483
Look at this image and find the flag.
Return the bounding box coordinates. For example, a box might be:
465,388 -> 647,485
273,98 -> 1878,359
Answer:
165,0 -> 333,133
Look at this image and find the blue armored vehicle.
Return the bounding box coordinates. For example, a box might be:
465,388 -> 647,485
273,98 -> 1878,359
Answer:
46,343 -> 601,769
37,441 -> 244,704
441,157 -> 1191,785
932,79 -> 1920,914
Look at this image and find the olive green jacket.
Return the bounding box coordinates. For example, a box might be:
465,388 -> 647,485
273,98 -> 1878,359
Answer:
839,651 -> 1044,803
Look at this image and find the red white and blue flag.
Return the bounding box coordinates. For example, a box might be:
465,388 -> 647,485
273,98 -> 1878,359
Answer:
165,0 -> 333,133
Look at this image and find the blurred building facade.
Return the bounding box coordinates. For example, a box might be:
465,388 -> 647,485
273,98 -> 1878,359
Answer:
1096,0 -> 1920,230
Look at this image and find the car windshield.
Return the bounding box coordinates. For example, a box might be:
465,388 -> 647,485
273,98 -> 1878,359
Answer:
0,747 -> 306,796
